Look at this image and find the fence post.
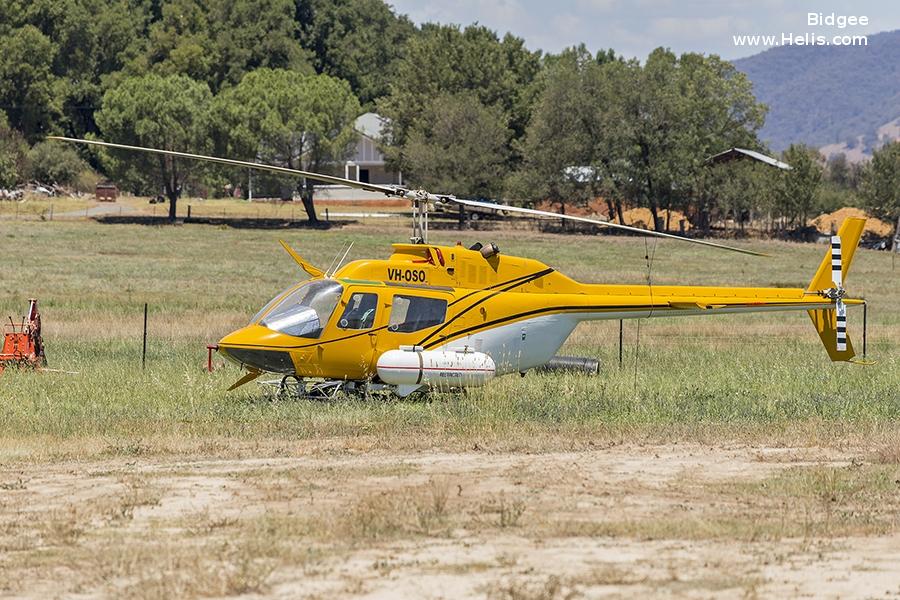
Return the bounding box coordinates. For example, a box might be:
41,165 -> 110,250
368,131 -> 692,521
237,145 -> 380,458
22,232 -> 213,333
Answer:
618,320 -> 624,368
142,303 -> 148,369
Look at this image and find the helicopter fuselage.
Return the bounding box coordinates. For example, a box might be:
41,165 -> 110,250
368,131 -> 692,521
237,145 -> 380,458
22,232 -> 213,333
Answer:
217,239 -> 856,385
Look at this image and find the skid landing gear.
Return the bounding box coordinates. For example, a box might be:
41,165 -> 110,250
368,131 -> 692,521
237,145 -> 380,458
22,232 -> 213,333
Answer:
257,377 -> 387,401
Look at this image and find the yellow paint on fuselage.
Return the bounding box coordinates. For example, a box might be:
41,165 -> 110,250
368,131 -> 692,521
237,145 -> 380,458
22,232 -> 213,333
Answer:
218,235 -> 860,381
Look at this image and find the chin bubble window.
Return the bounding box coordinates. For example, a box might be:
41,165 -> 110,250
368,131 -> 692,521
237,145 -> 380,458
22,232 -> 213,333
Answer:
260,280 -> 343,338
338,292 -> 378,330
388,295 -> 447,333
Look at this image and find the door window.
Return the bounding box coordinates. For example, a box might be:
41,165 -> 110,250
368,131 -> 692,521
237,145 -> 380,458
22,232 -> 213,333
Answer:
338,292 -> 378,330
388,295 -> 447,333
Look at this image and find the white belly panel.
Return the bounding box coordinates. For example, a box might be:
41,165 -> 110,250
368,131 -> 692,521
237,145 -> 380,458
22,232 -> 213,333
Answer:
434,313 -> 578,374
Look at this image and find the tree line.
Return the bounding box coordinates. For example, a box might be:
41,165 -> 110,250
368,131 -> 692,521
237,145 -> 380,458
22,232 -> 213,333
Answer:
0,0 -> 897,235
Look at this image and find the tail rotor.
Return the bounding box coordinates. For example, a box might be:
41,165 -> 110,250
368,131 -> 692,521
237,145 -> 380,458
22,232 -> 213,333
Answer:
831,235 -> 848,352
806,217 -> 867,362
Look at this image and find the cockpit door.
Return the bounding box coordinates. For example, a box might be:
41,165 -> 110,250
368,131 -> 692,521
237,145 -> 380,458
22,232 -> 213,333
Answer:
326,287 -> 383,378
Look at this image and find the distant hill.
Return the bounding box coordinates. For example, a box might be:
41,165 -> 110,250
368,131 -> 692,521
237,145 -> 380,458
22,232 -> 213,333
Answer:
732,29 -> 900,160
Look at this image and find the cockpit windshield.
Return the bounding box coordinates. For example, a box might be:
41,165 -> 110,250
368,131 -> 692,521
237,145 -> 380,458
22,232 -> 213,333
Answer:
258,280 -> 343,338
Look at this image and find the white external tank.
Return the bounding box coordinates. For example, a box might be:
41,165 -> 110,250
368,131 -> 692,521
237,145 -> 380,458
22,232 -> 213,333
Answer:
376,346 -> 496,388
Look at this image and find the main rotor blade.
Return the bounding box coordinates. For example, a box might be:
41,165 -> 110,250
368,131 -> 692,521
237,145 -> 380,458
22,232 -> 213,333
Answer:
47,136 -> 403,197
445,197 -> 767,257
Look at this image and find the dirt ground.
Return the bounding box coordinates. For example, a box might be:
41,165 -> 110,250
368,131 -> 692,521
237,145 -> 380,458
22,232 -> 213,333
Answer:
2,444 -> 900,599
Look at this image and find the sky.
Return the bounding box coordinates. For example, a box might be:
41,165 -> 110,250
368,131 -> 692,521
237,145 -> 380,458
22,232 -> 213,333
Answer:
388,0 -> 900,60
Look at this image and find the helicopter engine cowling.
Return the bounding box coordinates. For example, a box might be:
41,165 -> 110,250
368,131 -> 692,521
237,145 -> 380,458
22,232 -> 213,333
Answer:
376,347 -> 495,388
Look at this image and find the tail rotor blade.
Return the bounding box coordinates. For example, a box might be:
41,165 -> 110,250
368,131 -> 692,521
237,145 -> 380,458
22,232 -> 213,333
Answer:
831,235 -> 842,288
830,234 -> 847,352
836,299 -> 847,352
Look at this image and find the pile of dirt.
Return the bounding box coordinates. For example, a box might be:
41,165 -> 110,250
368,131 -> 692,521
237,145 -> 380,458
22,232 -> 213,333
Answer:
534,198 -> 609,218
811,207 -> 893,237
621,207 -> 691,231
529,201 -> 691,232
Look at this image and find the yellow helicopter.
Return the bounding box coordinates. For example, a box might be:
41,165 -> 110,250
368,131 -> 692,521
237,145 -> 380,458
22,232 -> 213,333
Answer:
51,137 -> 869,398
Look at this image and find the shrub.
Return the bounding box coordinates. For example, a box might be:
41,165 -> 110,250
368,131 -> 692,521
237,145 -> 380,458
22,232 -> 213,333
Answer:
26,140 -> 89,185
0,114 -> 29,188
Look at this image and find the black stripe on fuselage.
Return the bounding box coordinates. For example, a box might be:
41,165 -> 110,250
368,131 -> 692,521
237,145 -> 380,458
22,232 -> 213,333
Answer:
421,301 -> 821,350
447,268 -> 555,308
417,268 -> 555,346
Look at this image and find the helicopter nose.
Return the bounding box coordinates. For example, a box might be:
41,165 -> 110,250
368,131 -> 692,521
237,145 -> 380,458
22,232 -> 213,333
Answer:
217,325 -> 298,373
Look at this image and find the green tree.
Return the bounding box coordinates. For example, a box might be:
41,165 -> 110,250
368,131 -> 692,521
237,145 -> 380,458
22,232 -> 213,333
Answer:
142,0 -> 220,83
0,112 -> 29,188
625,50 -> 765,230
298,0 -> 415,105
702,160 -> 775,233
775,144 -> 823,227
403,93 -> 510,198
135,0 -> 311,92
0,25 -> 58,139
210,0 -> 312,89
95,73 -> 212,221
512,47 -> 631,221
378,24 -> 541,172
27,140 -> 88,185
826,153 -> 850,188
517,48 -> 766,231
859,141 -> 900,247
213,68 -> 360,222
1,0 -> 149,138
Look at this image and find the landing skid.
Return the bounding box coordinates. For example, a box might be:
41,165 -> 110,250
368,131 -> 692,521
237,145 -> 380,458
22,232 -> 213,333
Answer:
256,376 -> 421,400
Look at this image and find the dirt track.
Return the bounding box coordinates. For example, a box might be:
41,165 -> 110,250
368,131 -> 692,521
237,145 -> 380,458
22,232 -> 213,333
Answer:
2,444 -> 900,599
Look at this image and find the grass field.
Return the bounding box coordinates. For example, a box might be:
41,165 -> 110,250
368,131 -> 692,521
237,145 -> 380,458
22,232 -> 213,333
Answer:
2,219 -> 897,456
1,219 -> 899,598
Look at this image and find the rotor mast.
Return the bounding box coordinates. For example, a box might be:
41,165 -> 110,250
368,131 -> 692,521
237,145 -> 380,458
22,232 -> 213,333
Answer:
411,197 -> 429,244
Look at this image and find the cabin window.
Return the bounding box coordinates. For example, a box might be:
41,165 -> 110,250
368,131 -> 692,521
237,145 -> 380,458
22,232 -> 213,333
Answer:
260,280 -> 343,338
338,292 -> 378,330
388,295 -> 447,333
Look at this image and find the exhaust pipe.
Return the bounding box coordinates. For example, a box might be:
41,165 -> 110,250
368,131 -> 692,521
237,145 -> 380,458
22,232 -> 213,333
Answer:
536,355 -> 600,375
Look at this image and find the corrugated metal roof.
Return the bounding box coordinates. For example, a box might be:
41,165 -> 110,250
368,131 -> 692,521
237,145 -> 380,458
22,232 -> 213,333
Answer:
706,147 -> 792,170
